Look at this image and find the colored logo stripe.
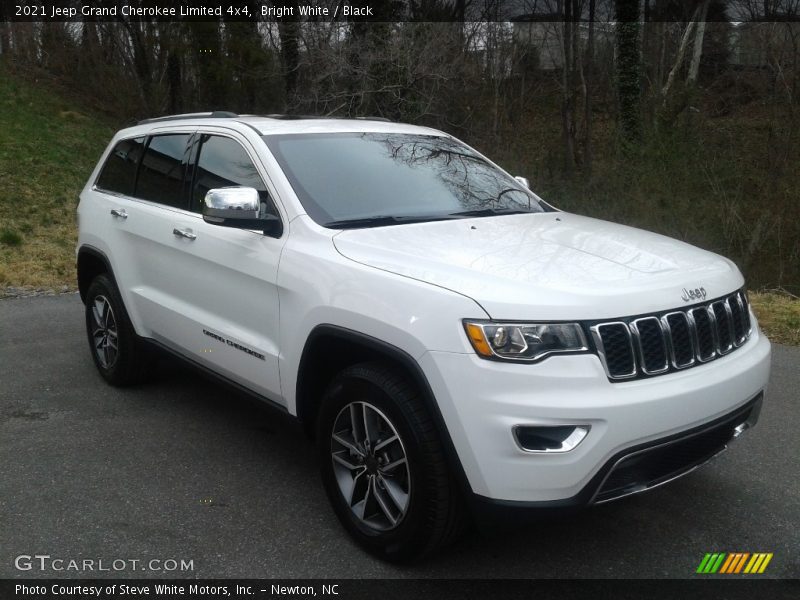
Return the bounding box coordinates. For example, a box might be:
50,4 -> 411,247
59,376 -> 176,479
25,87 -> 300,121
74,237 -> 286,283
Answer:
697,553 -> 726,573
744,553 -> 773,574
719,553 -> 736,573
719,553 -> 749,573
697,552 -> 773,574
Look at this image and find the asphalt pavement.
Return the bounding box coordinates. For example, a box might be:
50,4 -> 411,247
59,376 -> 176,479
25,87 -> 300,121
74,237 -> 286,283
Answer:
1,294 -> 797,579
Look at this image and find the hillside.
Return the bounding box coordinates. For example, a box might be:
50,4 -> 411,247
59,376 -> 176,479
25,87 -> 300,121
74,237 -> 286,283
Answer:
0,63 -> 796,344
0,62 -> 115,291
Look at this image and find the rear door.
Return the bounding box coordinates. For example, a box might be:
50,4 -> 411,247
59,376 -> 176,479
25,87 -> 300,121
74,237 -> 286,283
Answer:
96,131 -> 196,336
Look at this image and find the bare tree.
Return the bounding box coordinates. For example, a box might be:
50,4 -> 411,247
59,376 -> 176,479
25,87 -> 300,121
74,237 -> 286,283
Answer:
277,1 -> 301,106
582,0 -> 596,175
687,0 -> 711,85
0,3 -> 10,55
559,0 -> 577,173
615,0 -> 642,145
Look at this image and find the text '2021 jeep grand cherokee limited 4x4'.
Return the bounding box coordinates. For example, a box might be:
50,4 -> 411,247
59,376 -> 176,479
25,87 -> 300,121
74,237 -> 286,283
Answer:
77,113 -> 771,561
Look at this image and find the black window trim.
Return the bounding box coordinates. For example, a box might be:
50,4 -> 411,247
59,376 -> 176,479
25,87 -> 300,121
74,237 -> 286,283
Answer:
93,127 -> 286,239
93,131 -> 195,209
186,132 -> 201,212
93,134 -> 147,197
133,132 -> 194,211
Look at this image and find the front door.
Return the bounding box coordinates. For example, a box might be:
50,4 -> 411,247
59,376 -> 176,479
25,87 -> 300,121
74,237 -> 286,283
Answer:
160,132 -> 286,404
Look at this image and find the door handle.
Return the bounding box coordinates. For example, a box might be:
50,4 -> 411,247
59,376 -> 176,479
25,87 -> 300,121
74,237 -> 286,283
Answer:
172,228 -> 197,240
110,209 -> 127,219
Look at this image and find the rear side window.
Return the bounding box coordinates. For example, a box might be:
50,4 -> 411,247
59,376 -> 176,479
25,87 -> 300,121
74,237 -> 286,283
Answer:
192,134 -> 275,215
135,134 -> 192,209
95,137 -> 145,196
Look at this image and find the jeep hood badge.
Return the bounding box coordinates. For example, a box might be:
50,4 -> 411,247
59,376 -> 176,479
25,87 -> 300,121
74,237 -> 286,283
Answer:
681,287 -> 707,302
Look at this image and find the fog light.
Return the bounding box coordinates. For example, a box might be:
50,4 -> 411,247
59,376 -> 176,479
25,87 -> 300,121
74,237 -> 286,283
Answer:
513,425 -> 590,453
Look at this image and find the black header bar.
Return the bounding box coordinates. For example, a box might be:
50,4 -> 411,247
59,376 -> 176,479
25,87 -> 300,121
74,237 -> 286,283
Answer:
2,579 -> 798,600
3,1 -> 800,23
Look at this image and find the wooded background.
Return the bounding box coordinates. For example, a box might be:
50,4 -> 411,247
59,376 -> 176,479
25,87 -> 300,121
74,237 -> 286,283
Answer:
0,0 -> 798,293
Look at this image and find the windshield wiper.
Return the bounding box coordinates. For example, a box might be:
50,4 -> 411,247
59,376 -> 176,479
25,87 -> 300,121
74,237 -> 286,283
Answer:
323,207 -> 535,229
322,214 -> 460,229
447,207 -> 533,218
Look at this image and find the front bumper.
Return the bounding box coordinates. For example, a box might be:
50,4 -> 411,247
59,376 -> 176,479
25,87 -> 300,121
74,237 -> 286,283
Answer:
419,326 -> 771,504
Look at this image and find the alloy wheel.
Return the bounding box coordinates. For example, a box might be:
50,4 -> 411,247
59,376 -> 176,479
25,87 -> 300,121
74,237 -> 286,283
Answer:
90,295 -> 119,369
330,401 -> 411,531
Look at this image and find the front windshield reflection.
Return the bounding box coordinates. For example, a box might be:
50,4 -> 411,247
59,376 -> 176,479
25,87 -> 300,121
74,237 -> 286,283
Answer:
264,132 -> 546,226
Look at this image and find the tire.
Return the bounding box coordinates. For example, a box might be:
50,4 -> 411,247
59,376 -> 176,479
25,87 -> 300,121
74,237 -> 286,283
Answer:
317,362 -> 463,562
84,273 -> 152,386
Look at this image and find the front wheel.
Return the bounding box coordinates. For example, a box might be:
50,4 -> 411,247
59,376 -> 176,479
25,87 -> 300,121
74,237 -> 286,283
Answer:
317,362 -> 463,562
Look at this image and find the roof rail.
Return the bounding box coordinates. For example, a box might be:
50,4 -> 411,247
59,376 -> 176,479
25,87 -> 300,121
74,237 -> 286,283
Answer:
260,114 -> 328,120
258,114 -> 393,123
135,112 -> 395,126
137,111 -> 238,125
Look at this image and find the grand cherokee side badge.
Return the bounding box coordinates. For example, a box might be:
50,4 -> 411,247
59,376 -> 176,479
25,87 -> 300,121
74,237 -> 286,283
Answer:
681,287 -> 707,302
203,329 -> 265,361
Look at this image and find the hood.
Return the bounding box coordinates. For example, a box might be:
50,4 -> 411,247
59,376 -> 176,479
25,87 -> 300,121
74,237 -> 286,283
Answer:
332,212 -> 743,320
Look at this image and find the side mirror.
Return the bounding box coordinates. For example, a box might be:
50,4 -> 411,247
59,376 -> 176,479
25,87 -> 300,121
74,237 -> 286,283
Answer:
514,176 -> 530,190
202,187 -> 281,235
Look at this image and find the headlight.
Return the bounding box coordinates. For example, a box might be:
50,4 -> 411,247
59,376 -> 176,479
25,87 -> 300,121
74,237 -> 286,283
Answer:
463,320 -> 588,362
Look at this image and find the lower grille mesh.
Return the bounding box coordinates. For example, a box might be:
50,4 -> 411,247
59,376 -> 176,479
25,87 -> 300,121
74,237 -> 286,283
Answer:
593,397 -> 759,503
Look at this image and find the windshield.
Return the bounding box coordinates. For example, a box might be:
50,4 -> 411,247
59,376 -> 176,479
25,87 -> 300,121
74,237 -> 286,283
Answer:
262,133 -> 549,227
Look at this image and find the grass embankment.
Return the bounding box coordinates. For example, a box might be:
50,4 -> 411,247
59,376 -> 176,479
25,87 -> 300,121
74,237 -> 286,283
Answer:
750,291 -> 800,346
0,64 -> 797,345
0,63 -> 115,291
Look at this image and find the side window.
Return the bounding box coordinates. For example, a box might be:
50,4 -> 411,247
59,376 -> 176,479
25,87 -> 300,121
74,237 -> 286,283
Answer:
95,137 -> 145,196
192,134 -> 277,216
135,134 -> 192,209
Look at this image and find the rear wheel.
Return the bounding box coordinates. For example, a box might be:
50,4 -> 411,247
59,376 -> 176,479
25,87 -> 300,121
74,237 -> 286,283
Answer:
317,362 -> 463,562
84,274 -> 151,386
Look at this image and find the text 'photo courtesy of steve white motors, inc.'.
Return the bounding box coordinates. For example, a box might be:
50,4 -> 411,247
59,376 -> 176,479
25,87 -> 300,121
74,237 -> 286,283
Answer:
14,582 -> 342,598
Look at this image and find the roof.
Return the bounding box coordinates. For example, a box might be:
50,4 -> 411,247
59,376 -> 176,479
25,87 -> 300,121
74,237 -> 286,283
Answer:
122,112 -> 444,138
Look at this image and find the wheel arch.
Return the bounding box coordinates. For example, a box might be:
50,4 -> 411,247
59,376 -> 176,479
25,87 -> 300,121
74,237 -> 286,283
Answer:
296,324 -> 471,495
77,245 -> 116,304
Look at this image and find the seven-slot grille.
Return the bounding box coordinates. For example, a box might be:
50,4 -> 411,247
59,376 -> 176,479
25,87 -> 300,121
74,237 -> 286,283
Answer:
590,290 -> 752,381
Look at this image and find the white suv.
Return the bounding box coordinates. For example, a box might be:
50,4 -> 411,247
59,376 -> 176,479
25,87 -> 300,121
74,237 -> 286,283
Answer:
77,113 -> 771,561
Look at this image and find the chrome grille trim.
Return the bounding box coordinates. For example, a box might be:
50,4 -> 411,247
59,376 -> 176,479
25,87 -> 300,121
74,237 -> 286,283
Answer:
630,317 -> 670,375
660,311 -> 696,369
731,292 -> 749,347
592,290 -> 753,381
688,306 -> 716,362
712,300 -> 734,355
742,291 -> 753,336
590,322 -> 637,380
706,304 -> 723,356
